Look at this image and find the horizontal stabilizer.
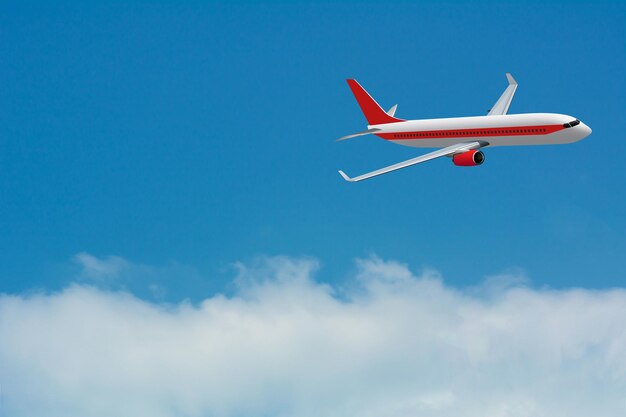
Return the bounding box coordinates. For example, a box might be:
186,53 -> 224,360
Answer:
337,128 -> 381,141
387,104 -> 398,117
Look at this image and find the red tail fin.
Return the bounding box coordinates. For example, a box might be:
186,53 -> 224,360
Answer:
346,79 -> 404,125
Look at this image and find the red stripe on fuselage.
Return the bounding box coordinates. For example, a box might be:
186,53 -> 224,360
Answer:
377,124 -> 564,140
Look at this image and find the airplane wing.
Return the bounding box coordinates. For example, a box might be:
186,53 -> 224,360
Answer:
488,73 -> 517,116
338,141 -> 485,182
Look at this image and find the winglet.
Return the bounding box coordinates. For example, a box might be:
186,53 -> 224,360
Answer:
506,73 -> 517,85
487,73 -> 518,116
338,170 -> 354,182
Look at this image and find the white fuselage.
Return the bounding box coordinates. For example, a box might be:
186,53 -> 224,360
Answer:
371,113 -> 592,148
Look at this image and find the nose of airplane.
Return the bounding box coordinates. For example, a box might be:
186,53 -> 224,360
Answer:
581,122 -> 592,138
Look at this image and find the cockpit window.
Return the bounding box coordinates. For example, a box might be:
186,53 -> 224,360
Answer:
563,119 -> 580,128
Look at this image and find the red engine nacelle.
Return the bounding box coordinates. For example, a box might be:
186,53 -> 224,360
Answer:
452,150 -> 485,166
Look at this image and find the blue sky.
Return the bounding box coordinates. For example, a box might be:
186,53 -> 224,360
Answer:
1,1 -> 625,299
1,3 -> 626,417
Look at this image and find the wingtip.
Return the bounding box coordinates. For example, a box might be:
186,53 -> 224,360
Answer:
505,73 -> 517,85
338,170 -> 353,182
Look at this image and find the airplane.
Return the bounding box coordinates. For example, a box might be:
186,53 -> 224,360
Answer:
337,73 -> 592,182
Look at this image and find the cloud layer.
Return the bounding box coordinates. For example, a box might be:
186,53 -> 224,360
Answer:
1,255 -> 625,417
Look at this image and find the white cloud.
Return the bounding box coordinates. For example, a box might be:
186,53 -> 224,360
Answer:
1,255 -> 625,417
73,252 -> 131,280
70,253 -> 206,300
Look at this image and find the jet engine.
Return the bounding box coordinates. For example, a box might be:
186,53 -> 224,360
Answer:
452,150 -> 485,166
